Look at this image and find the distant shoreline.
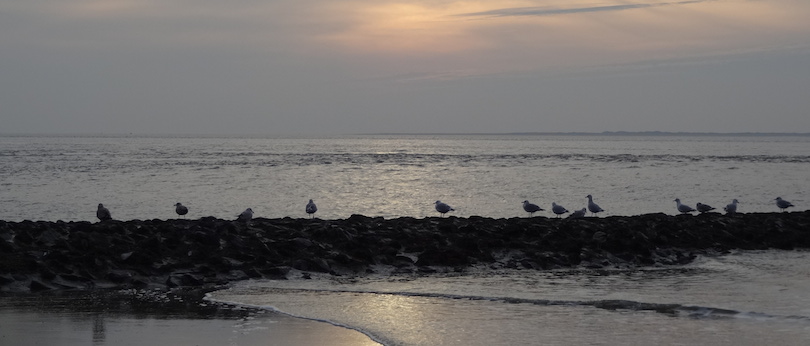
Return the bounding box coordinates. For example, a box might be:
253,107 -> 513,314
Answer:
2,131 -> 810,138
367,131 -> 810,137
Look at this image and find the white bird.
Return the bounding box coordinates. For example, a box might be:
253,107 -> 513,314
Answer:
696,202 -> 715,213
569,208 -> 587,219
551,202 -> 568,218
775,197 -> 794,212
175,203 -> 189,218
522,200 -> 543,217
586,195 -> 604,216
434,200 -> 454,217
306,199 -> 317,218
674,199 -> 696,214
724,199 -> 739,215
96,203 -> 112,221
237,208 -> 254,224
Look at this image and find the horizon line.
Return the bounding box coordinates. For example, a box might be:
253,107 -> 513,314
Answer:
366,131 -> 810,136
2,131 -> 810,138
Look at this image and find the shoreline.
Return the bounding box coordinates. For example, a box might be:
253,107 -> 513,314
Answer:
0,288 -> 381,346
2,212 -> 809,292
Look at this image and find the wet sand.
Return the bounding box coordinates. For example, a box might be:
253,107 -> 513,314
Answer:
0,290 -> 380,346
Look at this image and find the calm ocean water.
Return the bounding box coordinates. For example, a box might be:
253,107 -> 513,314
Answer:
3,134 -> 810,345
1,134 -> 808,221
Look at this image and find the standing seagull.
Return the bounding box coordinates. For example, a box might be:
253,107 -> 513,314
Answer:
696,202 -> 715,213
237,208 -> 254,224
306,199 -> 318,219
586,195 -> 604,217
96,203 -> 112,221
551,202 -> 568,218
434,200 -> 454,217
674,199 -> 696,214
724,199 -> 739,215
775,197 -> 794,212
175,203 -> 189,218
522,200 -> 543,217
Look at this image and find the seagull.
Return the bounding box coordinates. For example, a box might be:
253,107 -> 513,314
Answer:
306,199 -> 317,219
522,200 -> 543,217
775,197 -> 794,212
96,203 -> 112,221
551,202 -> 568,218
569,208 -> 587,219
586,194 -> 604,216
724,199 -> 739,215
175,203 -> 189,218
434,200 -> 454,217
696,202 -> 715,213
674,199 -> 696,214
237,208 -> 254,224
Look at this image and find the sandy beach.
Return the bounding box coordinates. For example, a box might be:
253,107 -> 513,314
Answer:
0,290 -> 380,346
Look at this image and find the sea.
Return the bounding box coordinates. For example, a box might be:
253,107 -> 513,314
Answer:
2,133 -> 810,345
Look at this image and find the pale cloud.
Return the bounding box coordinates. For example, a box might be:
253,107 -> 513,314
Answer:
311,0 -> 810,74
1,0 -> 316,49
7,0 -> 807,66
1,0 -> 809,134
314,2 -> 490,54
456,0 -> 715,18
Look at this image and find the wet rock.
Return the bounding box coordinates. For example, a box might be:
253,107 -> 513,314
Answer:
0,273 -> 15,285
106,269 -> 134,283
29,279 -> 54,292
259,266 -> 291,279
1,211 -> 810,292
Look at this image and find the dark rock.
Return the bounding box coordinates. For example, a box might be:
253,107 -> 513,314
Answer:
259,266 -> 291,279
1,211 -> 810,292
29,279 -> 54,291
178,273 -> 204,286
52,275 -> 93,289
291,237 -> 313,248
0,273 -> 15,285
106,270 -> 134,283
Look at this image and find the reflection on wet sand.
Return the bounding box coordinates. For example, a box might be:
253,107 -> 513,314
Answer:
0,290 -> 380,346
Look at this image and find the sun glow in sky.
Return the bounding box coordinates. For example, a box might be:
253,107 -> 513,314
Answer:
318,0 -> 808,68
1,0 -> 809,134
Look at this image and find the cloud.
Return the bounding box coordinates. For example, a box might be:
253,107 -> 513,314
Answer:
457,0 -> 715,18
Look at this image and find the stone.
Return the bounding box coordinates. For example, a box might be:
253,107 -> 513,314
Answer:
0,212 -> 809,292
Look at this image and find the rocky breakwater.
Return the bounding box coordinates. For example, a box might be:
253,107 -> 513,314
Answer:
1,212 -> 809,292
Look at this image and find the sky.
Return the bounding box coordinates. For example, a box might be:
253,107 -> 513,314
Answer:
2,0 -> 809,135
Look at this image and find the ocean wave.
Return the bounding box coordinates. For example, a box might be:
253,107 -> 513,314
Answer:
4,151 -> 808,176
202,152 -> 810,167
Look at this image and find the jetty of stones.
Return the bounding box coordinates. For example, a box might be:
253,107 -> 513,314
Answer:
2,212 -> 809,292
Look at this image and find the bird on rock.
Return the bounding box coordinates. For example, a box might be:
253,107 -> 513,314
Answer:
306,199 -> 317,219
586,195 -> 604,217
674,199 -> 696,214
522,200 -> 543,217
175,203 -> 189,218
96,203 -> 112,221
724,199 -> 739,215
696,202 -> 715,213
775,197 -> 794,212
551,202 -> 568,218
237,208 -> 254,224
434,200 -> 454,217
